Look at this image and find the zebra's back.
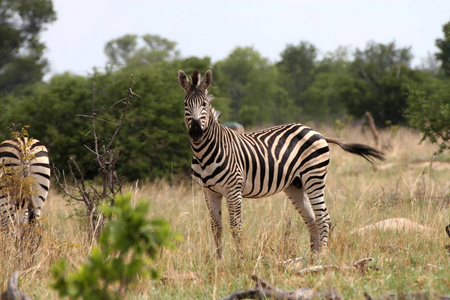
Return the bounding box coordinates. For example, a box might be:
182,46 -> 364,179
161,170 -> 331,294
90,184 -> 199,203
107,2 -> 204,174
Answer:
241,123 -> 329,198
0,138 -> 51,226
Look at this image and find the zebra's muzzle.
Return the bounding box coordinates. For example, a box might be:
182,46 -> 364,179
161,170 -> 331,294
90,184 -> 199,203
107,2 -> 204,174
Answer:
189,119 -> 203,143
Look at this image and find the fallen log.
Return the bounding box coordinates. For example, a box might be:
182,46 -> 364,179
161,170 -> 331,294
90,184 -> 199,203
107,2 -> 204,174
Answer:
364,291 -> 450,300
284,257 -> 375,276
219,275 -> 341,300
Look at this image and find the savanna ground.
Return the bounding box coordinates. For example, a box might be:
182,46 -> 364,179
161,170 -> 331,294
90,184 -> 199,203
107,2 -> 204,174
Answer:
1,126 -> 449,299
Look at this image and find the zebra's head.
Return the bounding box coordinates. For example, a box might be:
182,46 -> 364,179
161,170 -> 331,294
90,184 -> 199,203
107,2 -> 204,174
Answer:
177,69 -> 216,144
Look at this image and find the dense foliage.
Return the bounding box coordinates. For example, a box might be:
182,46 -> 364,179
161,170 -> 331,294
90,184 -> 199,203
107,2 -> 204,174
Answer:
1,1 -> 449,181
406,79 -> 450,155
0,0 -> 56,93
406,20 -> 450,155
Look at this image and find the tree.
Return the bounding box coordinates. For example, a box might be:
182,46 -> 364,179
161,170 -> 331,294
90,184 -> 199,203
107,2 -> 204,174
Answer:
54,75 -> 137,239
435,20 -> 450,77
0,0 -> 56,93
214,47 -> 295,127
301,47 -> 352,122
0,73 -> 93,175
339,41 -> 422,126
104,34 -> 180,70
90,61 -> 191,180
410,21 -> 450,153
406,80 -> 450,154
104,34 -> 138,68
277,41 -> 318,109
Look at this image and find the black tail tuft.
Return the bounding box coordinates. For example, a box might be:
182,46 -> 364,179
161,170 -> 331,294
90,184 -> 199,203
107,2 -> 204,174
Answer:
324,136 -> 385,164
340,143 -> 385,164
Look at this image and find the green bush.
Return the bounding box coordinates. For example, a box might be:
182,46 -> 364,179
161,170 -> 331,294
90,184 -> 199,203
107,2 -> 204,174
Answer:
51,193 -> 180,299
406,80 -> 450,154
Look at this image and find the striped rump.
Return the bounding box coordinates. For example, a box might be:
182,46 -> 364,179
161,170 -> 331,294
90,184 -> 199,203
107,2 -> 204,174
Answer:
0,138 -> 50,227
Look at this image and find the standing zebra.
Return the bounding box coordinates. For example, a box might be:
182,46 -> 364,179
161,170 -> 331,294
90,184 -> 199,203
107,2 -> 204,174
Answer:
0,138 -> 51,227
177,69 -> 384,257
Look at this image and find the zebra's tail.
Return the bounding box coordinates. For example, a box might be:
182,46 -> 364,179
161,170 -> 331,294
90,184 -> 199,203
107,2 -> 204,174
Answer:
324,136 -> 385,164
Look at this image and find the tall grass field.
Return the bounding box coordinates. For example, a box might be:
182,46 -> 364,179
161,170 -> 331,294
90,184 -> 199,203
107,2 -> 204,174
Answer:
1,126 -> 449,299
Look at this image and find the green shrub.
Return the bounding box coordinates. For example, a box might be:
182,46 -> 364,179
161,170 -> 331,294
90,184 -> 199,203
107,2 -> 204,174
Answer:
51,193 -> 179,299
405,80 -> 450,155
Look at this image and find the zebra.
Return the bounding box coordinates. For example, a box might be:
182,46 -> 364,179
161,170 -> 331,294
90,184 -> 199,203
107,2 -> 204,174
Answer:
177,69 -> 385,257
0,137 -> 51,227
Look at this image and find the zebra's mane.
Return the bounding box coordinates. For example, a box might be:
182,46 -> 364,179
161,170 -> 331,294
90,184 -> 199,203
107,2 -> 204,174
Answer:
207,94 -> 221,121
191,69 -> 201,87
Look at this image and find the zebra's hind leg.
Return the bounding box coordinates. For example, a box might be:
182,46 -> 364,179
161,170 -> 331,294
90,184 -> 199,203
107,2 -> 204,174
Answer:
284,185 -> 321,253
203,188 -> 223,258
304,178 -> 331,253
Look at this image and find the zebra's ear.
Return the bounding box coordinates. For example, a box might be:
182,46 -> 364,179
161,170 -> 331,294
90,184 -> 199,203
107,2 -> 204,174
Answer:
199,70 -> 213,91
177,70 -> 190,92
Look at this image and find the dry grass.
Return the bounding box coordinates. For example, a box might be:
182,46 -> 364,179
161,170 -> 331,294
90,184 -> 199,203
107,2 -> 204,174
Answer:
1,126 -> 449,299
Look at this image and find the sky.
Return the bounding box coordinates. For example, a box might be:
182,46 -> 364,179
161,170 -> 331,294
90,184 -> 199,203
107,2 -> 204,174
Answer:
41,0 -> 450,78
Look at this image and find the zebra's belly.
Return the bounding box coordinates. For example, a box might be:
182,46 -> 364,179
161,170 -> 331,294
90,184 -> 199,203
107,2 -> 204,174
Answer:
241,178 -> 290,198
191,161 -> 294,198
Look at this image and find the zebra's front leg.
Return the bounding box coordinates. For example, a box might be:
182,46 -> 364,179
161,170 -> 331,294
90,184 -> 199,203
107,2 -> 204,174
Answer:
226,190 -> 243,258
203,188 -> 224,258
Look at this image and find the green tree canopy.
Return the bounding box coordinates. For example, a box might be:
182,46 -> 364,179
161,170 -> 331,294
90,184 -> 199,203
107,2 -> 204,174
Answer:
405,21 -> 450,154
213,47 -> 295,126
300,47 -> 352,122
435,20 -> 450,77
406,79 -> 450,154
0,73 -> 94,175
277,41 -> 317,109
338,41 -> 422,126
104,34 -> 180,70
0,0 -> 56,93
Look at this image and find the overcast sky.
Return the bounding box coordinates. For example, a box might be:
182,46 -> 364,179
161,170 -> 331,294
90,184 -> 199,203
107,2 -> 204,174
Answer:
41,0 -> 450,78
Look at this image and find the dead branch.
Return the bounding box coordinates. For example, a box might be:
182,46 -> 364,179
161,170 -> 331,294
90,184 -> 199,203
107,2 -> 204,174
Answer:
220,273 -> 450,300
286,257 -> 375,276
219,275 -> 341,300
364,112 -> 380,147
107,78 -> 140,150
1,271 -> 32,300
52,74 -> 135,240
297,264 -> 339,276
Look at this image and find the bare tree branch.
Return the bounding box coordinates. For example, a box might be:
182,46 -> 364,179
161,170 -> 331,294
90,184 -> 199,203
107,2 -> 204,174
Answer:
52,75 -> 135,240
107,74 -> 137,150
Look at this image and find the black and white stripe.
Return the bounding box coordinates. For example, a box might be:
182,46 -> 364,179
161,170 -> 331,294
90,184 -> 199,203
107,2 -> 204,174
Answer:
178,69 -> 385,257
0,138 -> 50,227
